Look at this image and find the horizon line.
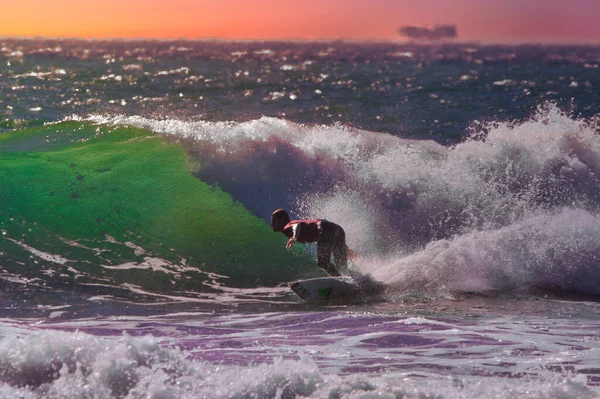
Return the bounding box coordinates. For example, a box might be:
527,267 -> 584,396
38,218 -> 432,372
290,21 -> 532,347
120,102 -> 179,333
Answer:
1,35 -> 599,47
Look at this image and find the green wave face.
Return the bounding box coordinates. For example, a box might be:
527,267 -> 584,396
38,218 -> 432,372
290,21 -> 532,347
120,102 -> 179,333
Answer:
0,122 -> 313,295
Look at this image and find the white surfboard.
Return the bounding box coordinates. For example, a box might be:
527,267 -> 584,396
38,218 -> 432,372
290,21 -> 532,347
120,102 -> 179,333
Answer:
288,275 -> 385,302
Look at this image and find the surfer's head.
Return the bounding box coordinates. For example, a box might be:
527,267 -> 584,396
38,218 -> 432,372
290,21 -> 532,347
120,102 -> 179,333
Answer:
270,209 -> 290,232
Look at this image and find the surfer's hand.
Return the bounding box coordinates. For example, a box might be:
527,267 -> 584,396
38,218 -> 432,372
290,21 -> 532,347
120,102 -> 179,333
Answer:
347,247 -> 358,261
286,237 -> 297,250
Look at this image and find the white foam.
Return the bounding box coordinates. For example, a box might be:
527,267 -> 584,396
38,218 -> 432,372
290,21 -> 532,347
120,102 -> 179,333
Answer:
371,207 -> 600,295
0,328 -> 595,399
102,257 -> 178,274
5,238 -> 70,265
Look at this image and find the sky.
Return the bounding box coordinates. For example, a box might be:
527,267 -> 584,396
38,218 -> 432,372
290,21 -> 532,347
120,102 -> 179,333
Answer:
1,0 -> 599,43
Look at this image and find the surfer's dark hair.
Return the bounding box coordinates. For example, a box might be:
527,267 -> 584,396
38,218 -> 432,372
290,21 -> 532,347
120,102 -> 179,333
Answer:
271,209 -> 290,228
272,209 -> 289,219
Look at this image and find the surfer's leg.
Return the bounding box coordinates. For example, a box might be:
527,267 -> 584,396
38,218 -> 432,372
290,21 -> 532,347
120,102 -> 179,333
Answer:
317,241 -> 340,276
332,226 -> 348,273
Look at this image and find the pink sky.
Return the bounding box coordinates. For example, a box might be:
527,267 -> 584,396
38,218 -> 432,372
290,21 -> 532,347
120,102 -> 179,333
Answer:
1,0 -> 599,43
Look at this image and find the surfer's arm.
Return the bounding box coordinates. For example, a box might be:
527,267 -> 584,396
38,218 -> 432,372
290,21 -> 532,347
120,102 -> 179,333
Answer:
286,224 -> 301,249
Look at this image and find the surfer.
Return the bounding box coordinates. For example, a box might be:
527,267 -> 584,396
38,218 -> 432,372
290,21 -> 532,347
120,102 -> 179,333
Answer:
270,209 -> 355,277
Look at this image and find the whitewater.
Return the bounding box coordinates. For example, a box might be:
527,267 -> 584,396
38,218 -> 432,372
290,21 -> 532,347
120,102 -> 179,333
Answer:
1,39 -> 600,398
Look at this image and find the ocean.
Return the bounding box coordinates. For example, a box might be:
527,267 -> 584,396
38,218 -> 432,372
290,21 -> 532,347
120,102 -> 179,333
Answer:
1,38 -> 600,398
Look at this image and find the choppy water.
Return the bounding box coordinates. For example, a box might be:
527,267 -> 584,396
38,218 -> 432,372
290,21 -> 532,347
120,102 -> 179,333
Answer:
1,39 -> 600,398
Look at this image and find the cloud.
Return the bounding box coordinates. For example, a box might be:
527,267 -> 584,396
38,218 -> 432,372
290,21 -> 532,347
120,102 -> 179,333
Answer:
398,25 -> 458,41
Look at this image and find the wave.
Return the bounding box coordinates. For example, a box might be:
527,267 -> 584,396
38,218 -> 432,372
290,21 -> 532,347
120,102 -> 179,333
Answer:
2,103 -> 599,299
0,121 -> 313,297
84,103 -> 600,296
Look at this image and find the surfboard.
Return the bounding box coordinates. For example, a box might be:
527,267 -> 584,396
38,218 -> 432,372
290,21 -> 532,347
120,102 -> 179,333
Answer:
288,275 -> 385,302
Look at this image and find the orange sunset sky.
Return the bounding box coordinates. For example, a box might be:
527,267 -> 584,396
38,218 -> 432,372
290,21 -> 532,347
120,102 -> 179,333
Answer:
1,0 -> 599,43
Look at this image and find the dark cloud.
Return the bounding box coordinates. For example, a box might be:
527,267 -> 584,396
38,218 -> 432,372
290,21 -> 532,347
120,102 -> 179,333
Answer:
398,25 -> 458,41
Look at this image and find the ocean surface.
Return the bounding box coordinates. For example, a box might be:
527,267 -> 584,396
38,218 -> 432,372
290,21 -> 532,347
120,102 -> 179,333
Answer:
1,38 -> 600,398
